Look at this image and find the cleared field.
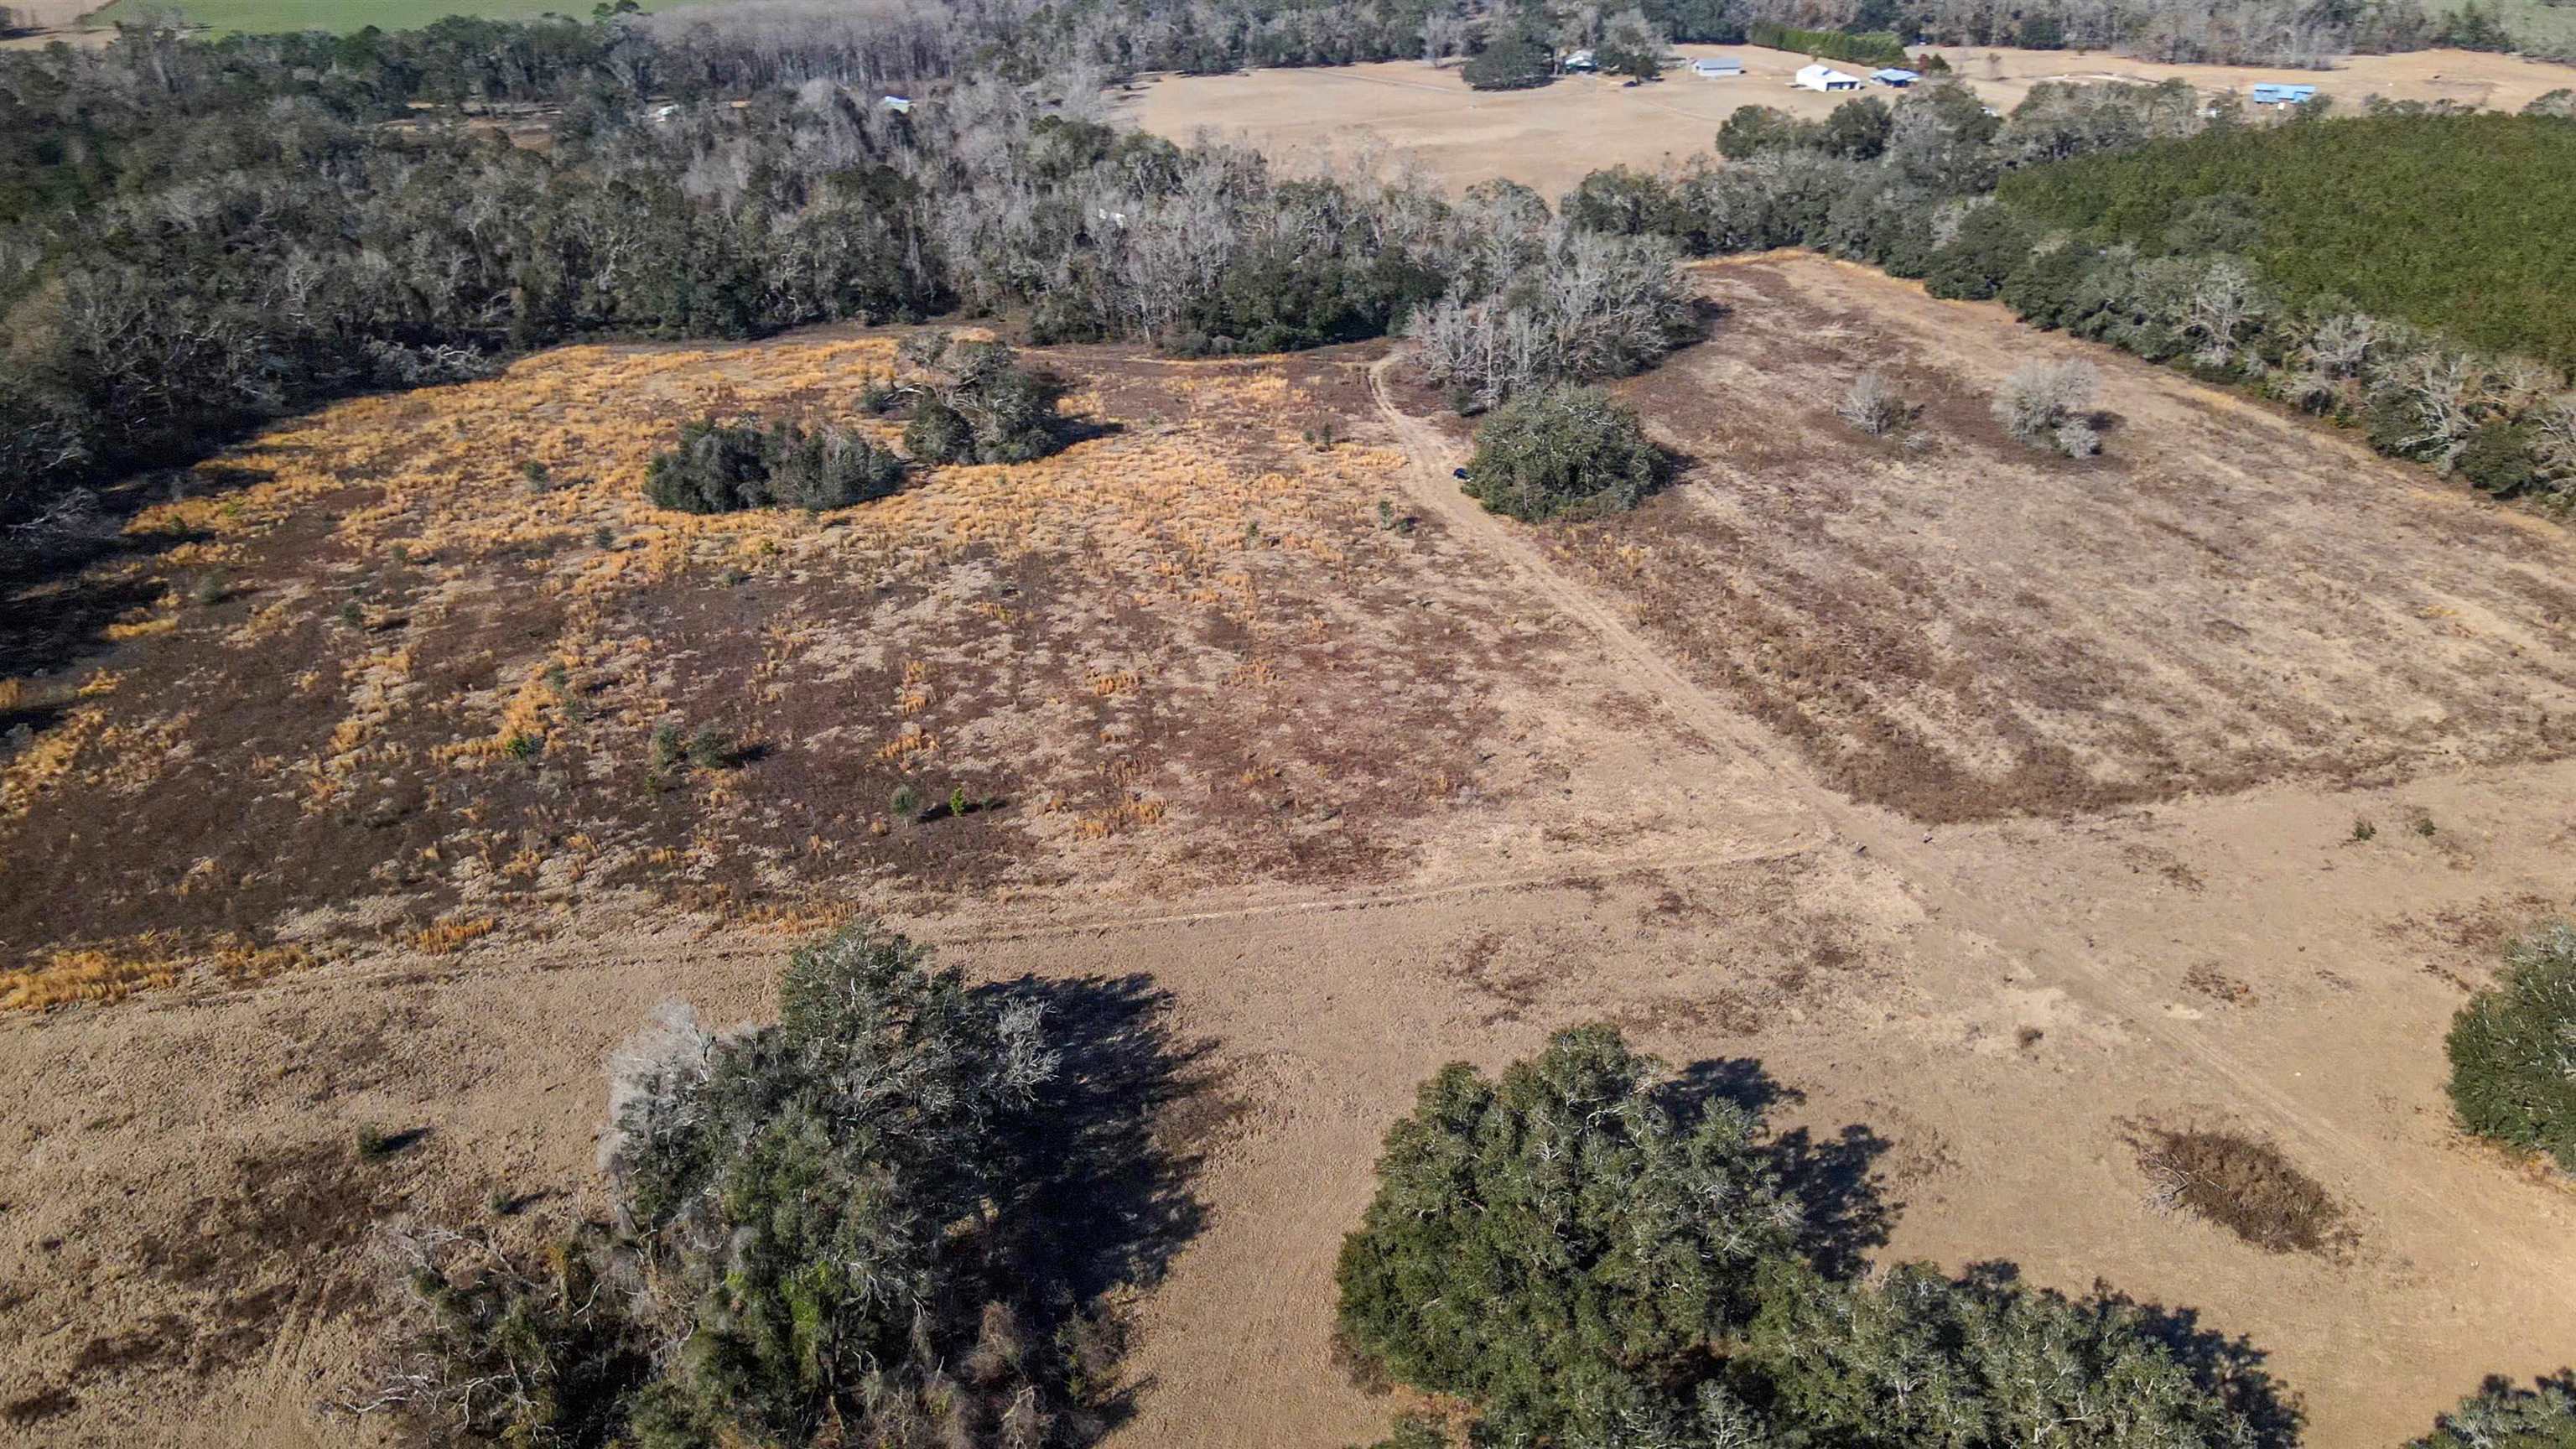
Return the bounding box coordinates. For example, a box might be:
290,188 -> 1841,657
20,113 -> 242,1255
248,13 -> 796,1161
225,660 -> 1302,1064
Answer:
1551,254 -> 2576,820
6,262 -> 2576,1448
2,335 -> 1752,1006
1119,44 -> 2576,197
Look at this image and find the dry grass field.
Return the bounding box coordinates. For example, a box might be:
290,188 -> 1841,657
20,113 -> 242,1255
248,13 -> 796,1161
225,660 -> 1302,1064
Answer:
1119,44 -> 2576,196
5,260 -> 2576,1448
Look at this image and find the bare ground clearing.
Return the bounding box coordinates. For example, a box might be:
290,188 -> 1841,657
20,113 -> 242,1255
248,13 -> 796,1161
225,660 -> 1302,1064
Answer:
1119,45 -> 2576,196
4,261 -> 2576,1447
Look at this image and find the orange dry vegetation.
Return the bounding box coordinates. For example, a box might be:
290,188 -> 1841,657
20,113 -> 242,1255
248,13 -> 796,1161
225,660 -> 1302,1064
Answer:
3,332 -> 1504,1003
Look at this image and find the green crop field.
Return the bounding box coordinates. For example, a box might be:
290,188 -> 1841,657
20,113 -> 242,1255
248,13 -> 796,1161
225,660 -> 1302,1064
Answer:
84,0 -> 700,35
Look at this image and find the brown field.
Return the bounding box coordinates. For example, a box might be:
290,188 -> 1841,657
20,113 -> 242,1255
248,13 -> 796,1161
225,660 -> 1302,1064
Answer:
1119,44 -> 2576,196
6,257 -> 2576,1448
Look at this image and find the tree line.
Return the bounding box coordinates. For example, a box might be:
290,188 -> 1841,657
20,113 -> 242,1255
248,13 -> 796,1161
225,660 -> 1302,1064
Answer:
0,17 -> 1693,528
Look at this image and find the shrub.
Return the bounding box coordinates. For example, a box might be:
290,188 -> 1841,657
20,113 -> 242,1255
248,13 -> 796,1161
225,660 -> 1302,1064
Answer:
2455,419 -> 2542,496
903,398 -> 974,463
2447,921 -> 2576,1171
1994,358 -> 2100,451
643,417 -> 903,513
2415,1374 -> 2576,1449
1460,385 -> 1666,521
1334,1025 -> 1799,1446
2134,1127 -> 2346,1254
1838,371 -> 1908,434
891,334 -> 1069,465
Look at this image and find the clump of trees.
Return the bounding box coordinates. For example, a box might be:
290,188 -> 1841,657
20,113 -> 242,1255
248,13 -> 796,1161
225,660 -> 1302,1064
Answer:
1338,1026 -> 2270,1449
1460,385 -> 1667,521
1407,202 -> 1695,412
643,417 -> 906,513
2446,921 -> 2576,1172
1718,96 -> 1895,162
1747,18 -> 1908,65
1335,1026 -> 1799,1446
378,925 -> 1075,1447
882,332 -> 1069,465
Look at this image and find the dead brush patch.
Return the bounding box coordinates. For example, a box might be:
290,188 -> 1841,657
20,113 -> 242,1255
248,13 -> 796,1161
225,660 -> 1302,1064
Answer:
2134,1126 -> 2353,1256
0,934 -> 311,1011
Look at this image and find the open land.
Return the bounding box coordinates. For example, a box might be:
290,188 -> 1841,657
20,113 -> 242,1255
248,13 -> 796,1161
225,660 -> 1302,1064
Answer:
13,0 -> 726,46
4,256 -> 2576,1447
1119,44 -> 2576,197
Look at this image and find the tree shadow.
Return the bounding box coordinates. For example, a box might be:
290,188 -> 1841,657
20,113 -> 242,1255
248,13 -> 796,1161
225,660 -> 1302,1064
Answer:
985,973 -> 1220,1437
0,461 -> 272,683
1964,1261 -> 2307,1448
1773,1123 -> 1898,1280
1669,1058 -> 1898,1281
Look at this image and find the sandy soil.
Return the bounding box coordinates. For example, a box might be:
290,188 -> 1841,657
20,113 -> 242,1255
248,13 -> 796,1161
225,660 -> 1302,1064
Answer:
6,262 -> 2576,1447
1118,45 -> 2576,197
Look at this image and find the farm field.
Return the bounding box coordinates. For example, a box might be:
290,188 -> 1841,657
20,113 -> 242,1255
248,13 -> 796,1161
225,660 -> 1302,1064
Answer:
6,260 -> 2576,1447
1119,44 -> 2576,196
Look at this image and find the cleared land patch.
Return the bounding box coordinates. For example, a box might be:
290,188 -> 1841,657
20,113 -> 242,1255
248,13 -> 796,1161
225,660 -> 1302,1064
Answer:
1545,254 -> 2576,821
0,337 -> 1638,1002
11,254 -> 2576,1449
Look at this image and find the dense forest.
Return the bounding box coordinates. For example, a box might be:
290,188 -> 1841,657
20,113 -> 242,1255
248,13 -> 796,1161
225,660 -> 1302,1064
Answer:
1996,112 -> 2576,364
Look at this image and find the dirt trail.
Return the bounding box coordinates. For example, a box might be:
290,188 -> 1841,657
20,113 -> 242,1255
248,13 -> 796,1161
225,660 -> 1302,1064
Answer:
1363,352 -> 2576,1308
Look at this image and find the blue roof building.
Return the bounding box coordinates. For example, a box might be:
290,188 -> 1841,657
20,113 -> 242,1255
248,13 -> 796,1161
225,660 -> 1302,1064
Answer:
1870,67 -> 1920,86
2249,82 -> 2318,105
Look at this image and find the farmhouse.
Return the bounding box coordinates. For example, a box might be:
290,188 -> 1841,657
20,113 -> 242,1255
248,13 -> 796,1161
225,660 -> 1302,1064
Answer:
2249,81 -> 2318,105
1794,63 -> 1863,91
1871,66 -> 1920,86
1691,55 -> 1744,76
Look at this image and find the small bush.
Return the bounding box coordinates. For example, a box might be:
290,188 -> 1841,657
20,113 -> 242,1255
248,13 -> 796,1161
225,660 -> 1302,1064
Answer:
1994,359 -> 2100,452
1460,385 -> 1666,522
643,417 -> 903,514
2447,921 -> 2576,1171
1837,371 -> 1909,435
2054,418 -> 2103,457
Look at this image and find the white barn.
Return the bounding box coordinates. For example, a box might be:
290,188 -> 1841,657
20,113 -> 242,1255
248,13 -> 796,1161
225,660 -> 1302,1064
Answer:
1690,56 -> 1743,76
1793,64 -> 1862,91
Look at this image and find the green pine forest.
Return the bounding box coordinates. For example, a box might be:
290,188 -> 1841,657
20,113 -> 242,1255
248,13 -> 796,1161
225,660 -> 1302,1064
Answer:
1995,112 -> 2576,366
